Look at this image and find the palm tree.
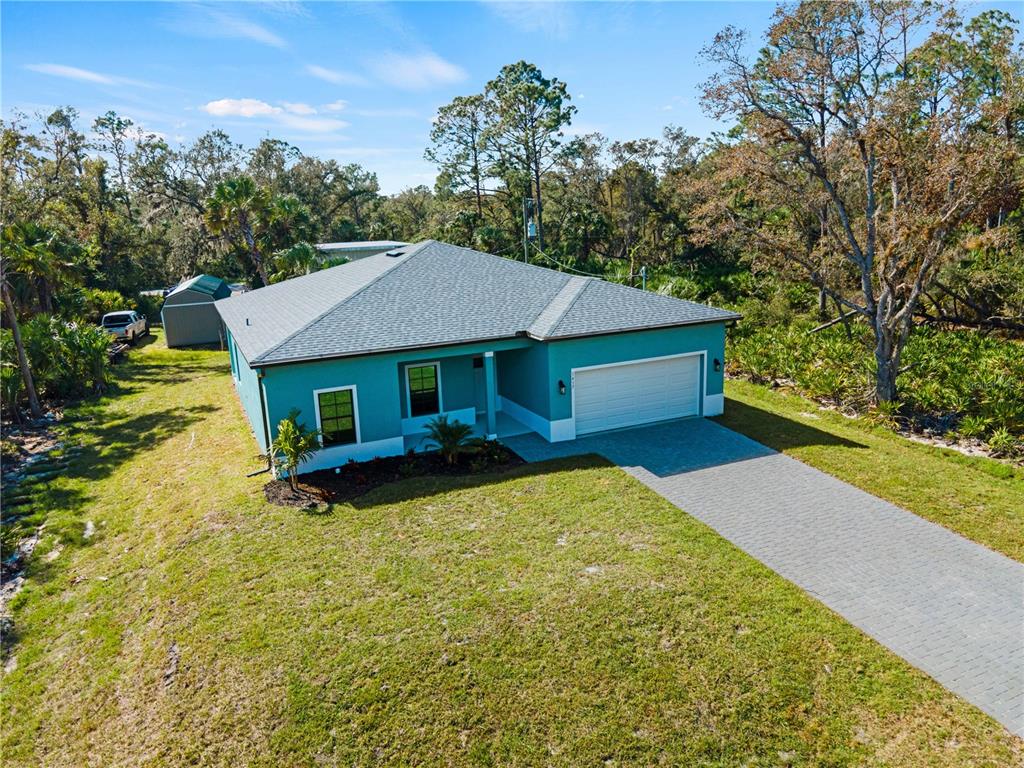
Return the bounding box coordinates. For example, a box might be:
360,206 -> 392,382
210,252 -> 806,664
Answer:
204,176 -> 272,286
268,410 -> 321,492
424,415 -> 480,465
269,242 -> 319,284
0,224 -> 45,418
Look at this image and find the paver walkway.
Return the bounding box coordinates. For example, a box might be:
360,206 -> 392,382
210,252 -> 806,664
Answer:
503,418 -> 1024,736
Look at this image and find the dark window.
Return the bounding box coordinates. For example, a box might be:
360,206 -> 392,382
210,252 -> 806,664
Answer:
317,389 -> 357,446
408,364 -> 440,417
472,356 -> 483,369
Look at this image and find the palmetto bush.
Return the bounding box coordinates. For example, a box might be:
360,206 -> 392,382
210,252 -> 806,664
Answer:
20,315 -> 112,399
728,321 -> 1024,444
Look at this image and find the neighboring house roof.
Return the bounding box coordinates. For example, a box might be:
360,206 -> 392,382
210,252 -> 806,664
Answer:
315,240 -> 408,252
165,274 -> 231,300
216,240 -> 741,366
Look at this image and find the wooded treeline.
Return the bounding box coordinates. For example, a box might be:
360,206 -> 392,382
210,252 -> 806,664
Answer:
1,1 -> 1022,422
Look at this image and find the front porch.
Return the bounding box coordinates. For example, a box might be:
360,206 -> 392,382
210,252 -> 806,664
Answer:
398,347 -> 542,453
403,409 -> 533,453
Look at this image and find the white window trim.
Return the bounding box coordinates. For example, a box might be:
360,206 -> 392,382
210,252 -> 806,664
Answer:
404,360 -> 443,418
312,385 -> 361,448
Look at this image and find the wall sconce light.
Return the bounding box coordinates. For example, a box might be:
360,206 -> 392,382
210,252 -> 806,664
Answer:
558,379 -> 567,395
713,358 -> 722,372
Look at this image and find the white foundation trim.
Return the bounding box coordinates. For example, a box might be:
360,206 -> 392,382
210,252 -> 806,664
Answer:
703,393 -> 724,417
499,397 -> 551,440
294,435 -> 406,475
402,406 -> 476,436
549,418 -> 576,442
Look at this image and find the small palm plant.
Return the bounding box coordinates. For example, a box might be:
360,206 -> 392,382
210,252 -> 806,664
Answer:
424,415 -> 479,465
268,410 -> 320,491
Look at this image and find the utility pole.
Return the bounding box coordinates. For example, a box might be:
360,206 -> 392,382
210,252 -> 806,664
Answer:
640,265 -> 647,291
522,196 -> 536,263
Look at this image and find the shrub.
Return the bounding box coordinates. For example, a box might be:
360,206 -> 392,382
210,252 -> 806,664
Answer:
20,315 -> 111,400
797,363 -> 850,406
957,415 -> 991,440
987,428 -> 1021,459
134,293 -> 163,325
80,288 -> 130,323
866,400 -> 903,431
0,329 -> 23,420
424,415 -> 480,465
728,320 -> 1024,440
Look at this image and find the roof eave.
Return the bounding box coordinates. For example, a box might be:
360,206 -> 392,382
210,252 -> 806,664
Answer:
250,313 -> 742,367
251,331 -> 528,367
534,314 -> 743,342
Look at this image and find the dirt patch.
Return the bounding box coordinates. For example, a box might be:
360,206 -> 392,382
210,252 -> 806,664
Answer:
1,412 -> 64,486
264,442 -> 525,508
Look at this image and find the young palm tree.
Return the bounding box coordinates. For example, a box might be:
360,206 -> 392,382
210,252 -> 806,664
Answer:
268,410 -> 321,492
424,415 -> 479,465
204,176 -> 272,286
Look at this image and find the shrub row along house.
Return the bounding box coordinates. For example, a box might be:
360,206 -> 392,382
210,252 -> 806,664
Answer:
216,241 -> 739,474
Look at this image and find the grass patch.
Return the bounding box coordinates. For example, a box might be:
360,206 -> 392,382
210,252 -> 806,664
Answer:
1,335 -> 1020,765
719,378 -> 1024,563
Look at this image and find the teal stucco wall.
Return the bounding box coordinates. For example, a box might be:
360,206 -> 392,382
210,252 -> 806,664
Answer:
496,343 -> 550,418
227,329 -> 269,453
396,354 -> 478,419
228,320 -> 729,471
258,336 -> 533,450
545,323 -> 727,421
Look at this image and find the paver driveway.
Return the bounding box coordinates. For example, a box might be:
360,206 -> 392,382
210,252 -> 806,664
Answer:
503,418 -> 1024,736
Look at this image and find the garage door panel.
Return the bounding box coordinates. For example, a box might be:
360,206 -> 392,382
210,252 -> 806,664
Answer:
574,355 -> 701,435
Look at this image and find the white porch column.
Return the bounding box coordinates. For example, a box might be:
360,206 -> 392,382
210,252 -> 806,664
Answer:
484,351 -> 498,439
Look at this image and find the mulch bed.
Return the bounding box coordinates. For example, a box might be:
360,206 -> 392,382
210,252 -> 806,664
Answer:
263,441 -> 525,508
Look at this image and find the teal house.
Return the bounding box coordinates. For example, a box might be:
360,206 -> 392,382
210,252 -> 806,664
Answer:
216,241 -> 740,475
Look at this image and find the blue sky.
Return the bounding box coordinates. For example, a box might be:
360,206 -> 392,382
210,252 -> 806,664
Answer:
2,1 -> 1017,193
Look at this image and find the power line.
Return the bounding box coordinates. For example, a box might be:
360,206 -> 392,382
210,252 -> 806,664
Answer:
527,241 -> 631,283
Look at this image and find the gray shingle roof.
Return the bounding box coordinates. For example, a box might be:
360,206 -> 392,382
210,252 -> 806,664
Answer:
216,240 -> 740,366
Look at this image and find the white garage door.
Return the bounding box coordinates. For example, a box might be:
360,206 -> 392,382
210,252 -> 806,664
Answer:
573,355 -> 701,435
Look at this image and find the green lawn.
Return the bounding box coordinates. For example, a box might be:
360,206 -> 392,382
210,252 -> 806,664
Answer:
2,335 -> 1020,765
718,379 -> 1024,563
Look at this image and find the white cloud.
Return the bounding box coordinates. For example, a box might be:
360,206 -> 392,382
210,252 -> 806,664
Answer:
281,101 -> 317,115
367,52 -> 467,91
485,2 -> 573,39
200,98 -> 347,133
322,100 -> 348,113
25,63 -> 152,88
202,98 -> 281,118
305,64 -> 368,86
169,7 -> 287,49
277,114 -> 349,133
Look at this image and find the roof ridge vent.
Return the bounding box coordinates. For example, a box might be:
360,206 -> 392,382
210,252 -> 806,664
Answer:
385,248 -> 407,257
525,276 -> 591,339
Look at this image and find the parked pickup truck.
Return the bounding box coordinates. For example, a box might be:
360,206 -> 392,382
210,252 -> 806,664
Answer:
100,311 -> 149,344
